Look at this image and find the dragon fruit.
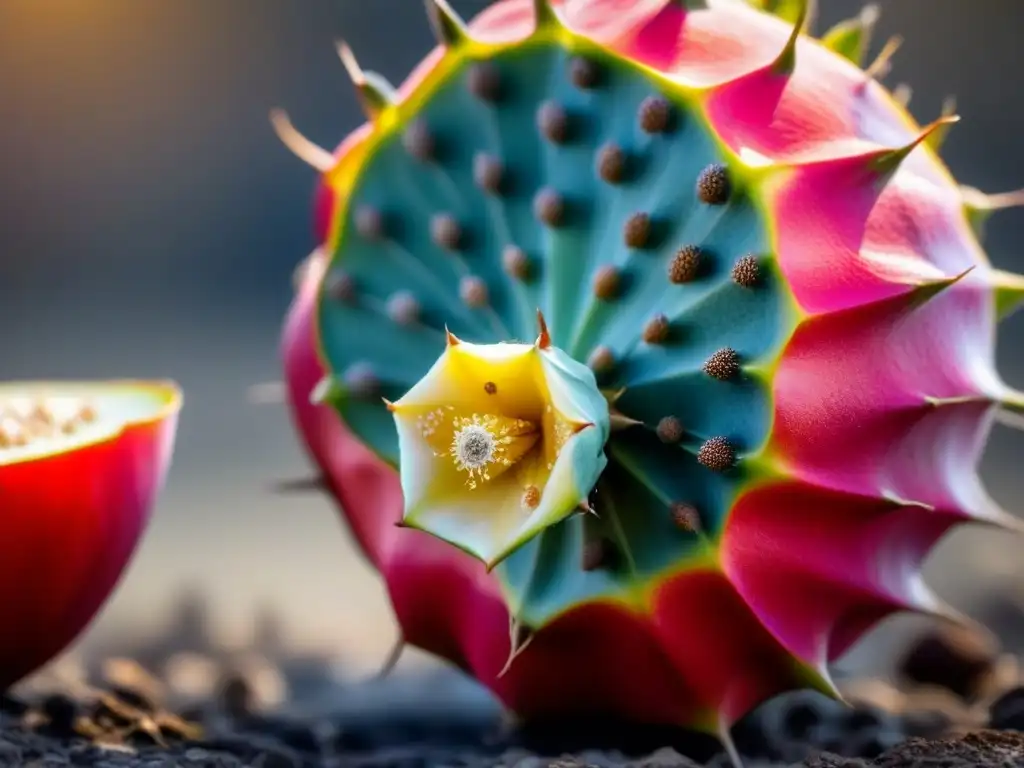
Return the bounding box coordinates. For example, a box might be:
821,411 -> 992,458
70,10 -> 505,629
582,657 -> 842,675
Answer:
277,0 -> 1024,743
0,380 -> 181,690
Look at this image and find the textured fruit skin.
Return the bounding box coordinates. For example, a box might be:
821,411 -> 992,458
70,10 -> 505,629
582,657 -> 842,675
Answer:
282,0 -> 1024,734
0,381 -> 181,690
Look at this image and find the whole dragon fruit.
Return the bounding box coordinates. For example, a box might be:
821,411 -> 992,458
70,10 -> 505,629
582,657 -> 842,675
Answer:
277,0 -> 1024,743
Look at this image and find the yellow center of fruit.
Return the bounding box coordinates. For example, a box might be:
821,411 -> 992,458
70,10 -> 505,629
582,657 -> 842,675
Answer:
0,396 -> 98,449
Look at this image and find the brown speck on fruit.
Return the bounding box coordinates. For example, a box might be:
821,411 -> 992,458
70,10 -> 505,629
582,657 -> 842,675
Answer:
534,187 -> 566,227
596,142 -> 625,184
656,416 -> 684,444
467,62 -> 501,102
697,163 -> 730,205
325,270 -> 356,303
587,345 -> 615,374
669,245 -> 701,284
386,291 -> 420,325
460,276 -> 489,308
570,56 -> 601,89
502,244 -> 531,280
703,348 -> 740,380
698,437 -> 736,472
732,255 -> 761,287
402,119 -> 435,161
522,485 -> 541,509
474,152 -> 504,194
581,539 -> 608,571
484,381 -> 497,395
592,265 -> 622,300
537,100 -> 569,143
344,362 -> 378,398
431,213 -> 462,250
624,212 -> 651,249
354,205 -> 384,240
639,95 -> 671,134
670,502 -> 702,533
642,314 -> 670,344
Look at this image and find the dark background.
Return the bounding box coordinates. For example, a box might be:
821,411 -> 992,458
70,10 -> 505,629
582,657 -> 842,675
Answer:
1,0 -> 1022,682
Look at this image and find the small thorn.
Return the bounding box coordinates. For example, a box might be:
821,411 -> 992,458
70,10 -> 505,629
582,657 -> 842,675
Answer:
498,621 -> 535,678
425,0 -> 469,48
771,0 -> 807,75
310,375 -> 341,405
383,398 -> 397,412
602,387 -> 627,405
576,500 -> 596,516
609,411 -> 643,432
892,83 -> 912,108
904,266 -> 974,309
336,41 -> 396,121
373,635 -> 405,680
535,310 -> 552,349
445,326 -> 462,347
924,95 -> 958,153
820,3 -> 879,66
532,0 -> 563,32
716,721 -> 745,768
871,114 -> 960,176
863,35 -> 902,83
962,185 -> 1024,241
269,109 -> 335,172
989,269 -> 1024,320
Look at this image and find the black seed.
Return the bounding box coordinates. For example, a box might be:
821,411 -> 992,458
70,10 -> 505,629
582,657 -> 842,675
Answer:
460,276 -> 489,308
642,313 -> 670,344
386,291 -> 420,325
325,270 -> 355,303
537,100 -> 569,143
587,345 -> 615,374
354,205 -> 385,240
656,416 -> 684,444
703,348 -> 740,380
698,437 -> 736,471
473,152 -> 504,194
343,363 -> 378,398
669,245 -> 701,283
534,187 -> 566,227
502,244 -> 531,280
670,502 -> 701,533
484,381 -> 497,395
467,62 -> 501,101
596,142 -> 626,183
431,213 -> 462,250
697,163 -> 730,204
592,265 -> 622,300
732,254 -> 761,287
639,95 -> 671,134
402,119 -> 435,161
569,55 -> 601,89
623,212 -> 652,249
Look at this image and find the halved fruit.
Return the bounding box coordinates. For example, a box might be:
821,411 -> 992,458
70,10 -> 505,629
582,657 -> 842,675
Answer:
0,380 -> 181,690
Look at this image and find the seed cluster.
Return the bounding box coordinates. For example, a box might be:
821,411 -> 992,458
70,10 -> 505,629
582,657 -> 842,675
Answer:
534,188 -> 566,227
474,153 -> 505,194
597,142 -> 626,183
587,346 -> 616,374
592,265 -> 623,300
669,245 -> 702,284
386,291 -> 421,325
639,96 -> 671,134
642,314 -> 670,344
623,212 -> 652,249
467,62 -> 501,102
0,396 -> 98,449
703,348 -> 740,381
656,416 -> 684,444
670,502 -> 701,533
697,436 -> 736,472
403,119 -> 435,161
732,254 -> 761,287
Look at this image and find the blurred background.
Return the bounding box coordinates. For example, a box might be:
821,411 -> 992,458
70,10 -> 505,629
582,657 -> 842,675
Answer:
1,0 -> 1023,697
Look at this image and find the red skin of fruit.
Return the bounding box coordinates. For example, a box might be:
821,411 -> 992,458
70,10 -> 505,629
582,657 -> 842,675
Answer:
289,0 -> 1007,730
0,384 -> 180,690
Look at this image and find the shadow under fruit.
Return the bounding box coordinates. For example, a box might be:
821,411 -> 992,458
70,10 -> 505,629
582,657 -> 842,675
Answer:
277,0 -> 1024,749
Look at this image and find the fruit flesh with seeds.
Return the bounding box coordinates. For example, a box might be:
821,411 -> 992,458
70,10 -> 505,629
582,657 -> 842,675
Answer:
0,380 -> 181,689
282,0 -> 1024,738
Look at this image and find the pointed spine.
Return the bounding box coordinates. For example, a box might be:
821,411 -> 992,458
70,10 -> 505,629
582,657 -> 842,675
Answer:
532,0 -> 563,32
445,326 -> 462,347
770,0 -> 807,75
991,269 -> 1024,319
820,3 -> 879,65
269,109 -> 335,172
923,96 -> 957,153
535,309 -> 552,349
337,42 -> 397,121
961,186 -> 1024,241
869,114 -> 960,176
425,0 -> 469,48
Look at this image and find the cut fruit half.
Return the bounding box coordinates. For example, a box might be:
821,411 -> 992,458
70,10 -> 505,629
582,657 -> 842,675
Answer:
0,379 -> 181,690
